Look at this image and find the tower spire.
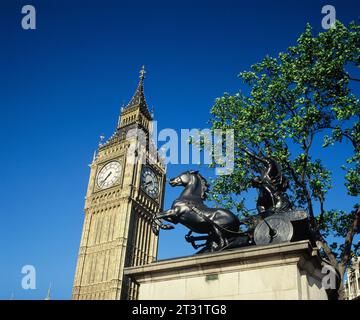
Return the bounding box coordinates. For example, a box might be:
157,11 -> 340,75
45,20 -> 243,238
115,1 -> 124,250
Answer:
139,65 -> 146,81
121,66 -> 152,121
44,283 -> 52,300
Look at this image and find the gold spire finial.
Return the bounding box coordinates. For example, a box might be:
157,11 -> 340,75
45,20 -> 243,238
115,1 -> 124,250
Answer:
139,65 -> 146,80
45,283 -> 52,300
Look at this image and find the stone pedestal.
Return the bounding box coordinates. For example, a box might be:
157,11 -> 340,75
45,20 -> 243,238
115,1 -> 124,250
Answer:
124,240 -> 328,300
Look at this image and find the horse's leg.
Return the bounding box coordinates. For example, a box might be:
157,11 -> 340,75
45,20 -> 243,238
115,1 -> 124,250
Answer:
155,209 -> 176,221
211,225 -> 228,250
151,210 -> 172,234
157,206 -> 183,223
153,208 -> 182,231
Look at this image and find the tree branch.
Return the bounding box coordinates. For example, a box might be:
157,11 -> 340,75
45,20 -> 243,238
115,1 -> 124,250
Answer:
300,132 -> 316,224
316,236 -> 339,270
326,126 -> 357,150
305,187 -> 315,225
354,240 -> 360,255
349,76 -> 360,82
301,131 -> 314,184
339,205 -> 360,277
318,194 -> 326,226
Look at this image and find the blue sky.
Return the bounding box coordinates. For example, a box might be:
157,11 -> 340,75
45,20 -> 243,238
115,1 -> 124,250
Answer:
0,0 -> 359,299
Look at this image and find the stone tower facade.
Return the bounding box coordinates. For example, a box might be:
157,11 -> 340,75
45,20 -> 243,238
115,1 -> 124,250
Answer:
344,256 -> 360,300
72,67 -> 166,300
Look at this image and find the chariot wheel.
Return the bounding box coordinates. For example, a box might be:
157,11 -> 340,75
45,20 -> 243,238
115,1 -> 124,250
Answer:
254,214 -> 293,245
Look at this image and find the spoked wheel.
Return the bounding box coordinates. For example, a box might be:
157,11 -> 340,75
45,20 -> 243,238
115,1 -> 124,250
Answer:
254,214 -> 293,245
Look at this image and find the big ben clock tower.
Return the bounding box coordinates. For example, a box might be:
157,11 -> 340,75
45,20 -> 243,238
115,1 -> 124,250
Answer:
72,67 -> 166,300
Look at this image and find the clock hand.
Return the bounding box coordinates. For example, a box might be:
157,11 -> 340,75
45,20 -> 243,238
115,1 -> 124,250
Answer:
101,172 -> 112,186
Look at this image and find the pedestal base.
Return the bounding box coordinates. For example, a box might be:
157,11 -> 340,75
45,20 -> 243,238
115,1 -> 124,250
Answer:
124,240 -> 328,300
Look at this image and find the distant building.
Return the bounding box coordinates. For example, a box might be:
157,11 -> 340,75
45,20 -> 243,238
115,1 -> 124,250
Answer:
344,257 -> 360,300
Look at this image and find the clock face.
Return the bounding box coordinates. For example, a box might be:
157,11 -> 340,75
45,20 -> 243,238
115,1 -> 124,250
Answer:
97,161 -> 122,189
141,166 -> 160,199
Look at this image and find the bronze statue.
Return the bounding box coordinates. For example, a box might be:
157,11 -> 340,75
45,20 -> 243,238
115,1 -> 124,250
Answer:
152,157 -> 311,251
151,171 -> 251,252
245,150 -> 292,214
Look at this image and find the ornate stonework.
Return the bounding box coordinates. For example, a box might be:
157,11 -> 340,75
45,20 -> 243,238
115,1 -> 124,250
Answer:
344,257 -> 360,300
72,68 -> 166,300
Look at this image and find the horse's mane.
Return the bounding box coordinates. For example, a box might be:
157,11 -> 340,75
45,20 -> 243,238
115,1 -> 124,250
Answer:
189,170 -> 209,199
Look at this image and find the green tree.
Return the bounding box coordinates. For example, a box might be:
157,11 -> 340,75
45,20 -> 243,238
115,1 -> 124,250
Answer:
208,21 -> 360,299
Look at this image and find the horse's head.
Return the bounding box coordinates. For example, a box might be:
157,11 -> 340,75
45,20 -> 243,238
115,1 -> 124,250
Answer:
169,171 -> 193,187
169,170 -> 209,199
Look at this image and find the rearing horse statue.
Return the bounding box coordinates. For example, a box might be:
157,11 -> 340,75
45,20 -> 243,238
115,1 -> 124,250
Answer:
152,170 -> 250,252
